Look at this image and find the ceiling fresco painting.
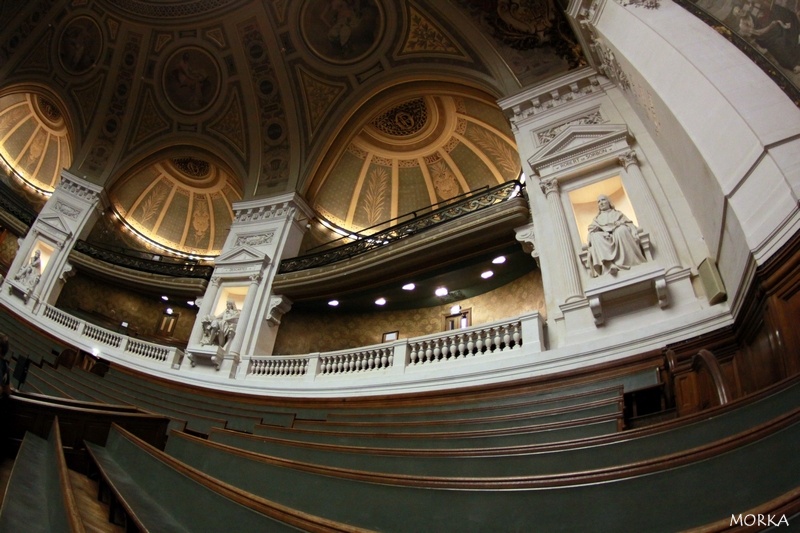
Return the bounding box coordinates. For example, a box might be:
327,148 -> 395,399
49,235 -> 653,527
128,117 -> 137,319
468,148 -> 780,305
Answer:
0,0 -> 584,256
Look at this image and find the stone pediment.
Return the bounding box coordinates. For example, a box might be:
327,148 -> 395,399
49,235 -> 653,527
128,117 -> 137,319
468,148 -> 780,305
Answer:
529,124 -> 630,179
36,212 -> 74,241
214,245 -> 270,268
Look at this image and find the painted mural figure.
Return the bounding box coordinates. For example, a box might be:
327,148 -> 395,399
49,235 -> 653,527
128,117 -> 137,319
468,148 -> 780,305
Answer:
201,299 -> 240,348
587,195 -> 646,277
14,250 -> 42,288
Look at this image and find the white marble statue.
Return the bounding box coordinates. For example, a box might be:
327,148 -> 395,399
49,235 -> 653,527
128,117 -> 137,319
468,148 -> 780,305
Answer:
201,299 -> 240,348
587,195 -> 646,277
14,249 -> 42,288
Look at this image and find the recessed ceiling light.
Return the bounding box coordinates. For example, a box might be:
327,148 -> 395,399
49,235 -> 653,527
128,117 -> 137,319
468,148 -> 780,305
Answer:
161,295 -> 169,301
492,256 -> 506,264
402,283 -> 416,291
481,270 -> 494,279
186,301 -> 194,306
375,297 -> 387,306
435,287 -> 448,297
328,300 -> 339,307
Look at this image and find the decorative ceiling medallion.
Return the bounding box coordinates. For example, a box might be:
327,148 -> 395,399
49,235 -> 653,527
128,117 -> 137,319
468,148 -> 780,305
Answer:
371,98 -> 428,137
299,0 -> 384,65
58,16 -> 103,75
172,157 -> 210,178
34,96 -> 63,127
162,46 -> 221,115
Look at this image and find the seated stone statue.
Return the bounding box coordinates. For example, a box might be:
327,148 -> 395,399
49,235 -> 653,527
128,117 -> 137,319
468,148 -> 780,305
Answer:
200,299 -> 240,348
587,195 -> 646,277
14,249 -> 42,288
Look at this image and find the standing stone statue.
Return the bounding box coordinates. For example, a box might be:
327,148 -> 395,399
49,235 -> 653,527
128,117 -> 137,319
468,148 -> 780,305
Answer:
587,195 -> 646,277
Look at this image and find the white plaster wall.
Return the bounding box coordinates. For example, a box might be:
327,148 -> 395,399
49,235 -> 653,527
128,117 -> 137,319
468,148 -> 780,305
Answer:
591,0 -> 800,307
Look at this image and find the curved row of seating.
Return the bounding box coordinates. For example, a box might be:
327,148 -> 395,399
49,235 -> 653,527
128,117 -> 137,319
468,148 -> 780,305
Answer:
2,335 -> 799,531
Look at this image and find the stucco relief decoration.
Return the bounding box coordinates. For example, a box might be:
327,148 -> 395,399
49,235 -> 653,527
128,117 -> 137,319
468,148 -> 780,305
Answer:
616,0 -> 661,8
163,47 -> 221,114
61,178 -> 99,202
537,111 -> 605,146
235,232 -> 275,247
430,160 -> 460,200
54,201 -> 81,219
467,127 -> 521,176
591,39 -> 631,91
360,167 -> 390,227
300,0 -> 383,63
58,16 -> 102,74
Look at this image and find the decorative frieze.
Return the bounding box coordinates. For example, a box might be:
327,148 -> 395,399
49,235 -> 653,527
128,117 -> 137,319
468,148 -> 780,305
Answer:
234,231 -> 275,247
234,203 -> 295,223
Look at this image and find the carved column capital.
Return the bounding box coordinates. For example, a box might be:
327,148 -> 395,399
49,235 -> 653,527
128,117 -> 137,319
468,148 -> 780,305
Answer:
618,150 -> 639,170
540,177 -> 560,196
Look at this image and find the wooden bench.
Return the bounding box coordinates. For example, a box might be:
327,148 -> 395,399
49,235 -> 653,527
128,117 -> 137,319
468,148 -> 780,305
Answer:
0,417 -> 84,533
252,412 -> 622,449
7,394 -> 171,472
209,373 -> 800,477
291,395 -> 622,434
167,408 -> 800,532
85,424 -> 368,532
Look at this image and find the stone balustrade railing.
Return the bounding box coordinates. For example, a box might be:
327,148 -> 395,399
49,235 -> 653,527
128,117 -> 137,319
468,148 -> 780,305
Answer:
243,316 -> 535,386
41,304 -> 184,368
22,303 -> 546,396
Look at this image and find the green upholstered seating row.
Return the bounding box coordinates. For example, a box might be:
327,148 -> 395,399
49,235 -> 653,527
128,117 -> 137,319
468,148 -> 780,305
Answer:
102,363 -> 653,421
7,394 -> 171,471
251,413 -> 622,448
164,408 -> 800,533
0,309 -> 65,366
61,366 -> 270,433
86,425 -> 367,533
290,394 -> 622,434
208,374 -> 800,477
41,364 -> 229,436
102,368 -> 299,427
323,384 -> 623,423
0,418 -> 83,533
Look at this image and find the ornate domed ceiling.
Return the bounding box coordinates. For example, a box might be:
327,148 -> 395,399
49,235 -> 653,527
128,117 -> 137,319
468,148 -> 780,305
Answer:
109,156 -> 242,257
0,0 -> 584,257
309,94 -> 521,233
0,93 -> 72,194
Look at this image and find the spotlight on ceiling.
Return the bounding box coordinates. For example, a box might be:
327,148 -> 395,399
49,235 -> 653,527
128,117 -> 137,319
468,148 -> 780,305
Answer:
435,287 -> 448,297
492,256 -> 506,264
481,270 -> 494,279
375,297 -> 387,306
328,300 -> 339,307
402,283 -> 416,291
161,295 -> 169,301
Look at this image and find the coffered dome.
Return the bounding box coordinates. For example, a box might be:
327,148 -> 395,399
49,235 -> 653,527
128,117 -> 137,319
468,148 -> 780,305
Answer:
308,93 -> 522,234
108,156 -> 242,257
0,93 -> 72,194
